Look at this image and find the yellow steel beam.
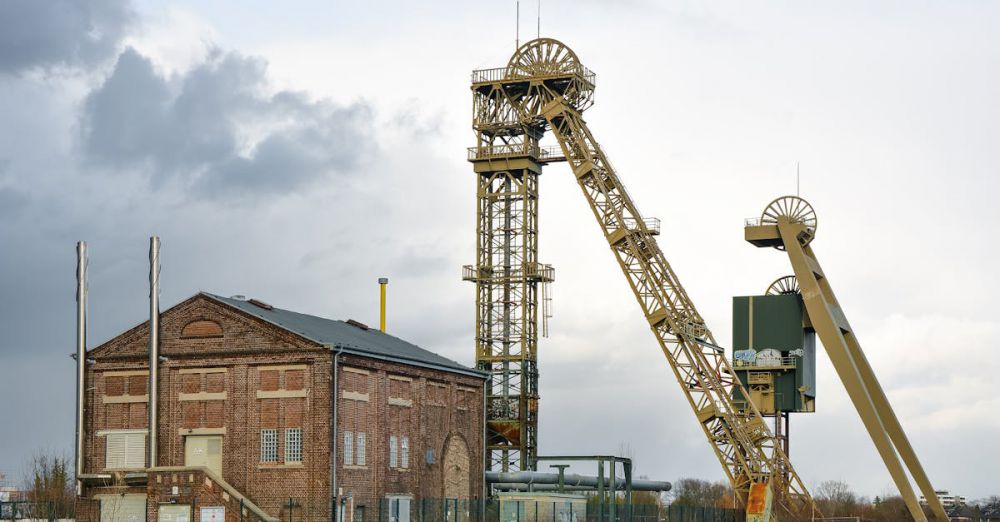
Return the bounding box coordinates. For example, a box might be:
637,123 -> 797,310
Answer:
541,97 -> 817,521
774,216 -> 948,521
470,38 -> 822,519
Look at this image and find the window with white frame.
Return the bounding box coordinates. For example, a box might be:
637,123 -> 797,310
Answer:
104,431 -> 146,469
260,429 -> 278,462
356,432 -> 366,466
389,435 -> 398,468
400,436 -> 409,469
285,428 -> 303,463
343,431 -> 354,465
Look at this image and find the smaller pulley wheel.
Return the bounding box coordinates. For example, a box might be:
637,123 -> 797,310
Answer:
766,276 -> 800,295
760,195 -> 817,250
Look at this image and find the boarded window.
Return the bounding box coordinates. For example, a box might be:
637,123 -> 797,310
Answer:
105,376 -> 126,396
180,320 -> 223,338
343,370 -> 368,394
182,373 -> 201,394
182,402 -> 201,428
428,383 -> 448,406
128,375 -> 147,396
285,370 -> 305,391
283,398 -> 304,427
105,403 -> 126,430
105,432 -> 145,469
205,402 -> 224,428
259,370 -> 280,391
128,403 -> 146,429
389,377 -> 411,399
457,388 -> 477,411
260,399 -> 279,429
205,373 -> 225,393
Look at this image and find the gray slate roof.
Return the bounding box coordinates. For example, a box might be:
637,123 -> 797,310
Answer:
203,292 -> 483,378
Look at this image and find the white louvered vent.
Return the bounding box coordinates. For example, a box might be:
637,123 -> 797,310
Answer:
105,432 -> 146,469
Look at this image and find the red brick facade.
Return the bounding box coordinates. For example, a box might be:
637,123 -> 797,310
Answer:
78,293 -> 485,522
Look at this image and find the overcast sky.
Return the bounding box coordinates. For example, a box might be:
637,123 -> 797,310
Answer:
1,0 -> 997,501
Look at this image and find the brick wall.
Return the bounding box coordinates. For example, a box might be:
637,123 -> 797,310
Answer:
80,293 -> 485,522
334,353 -> 485,513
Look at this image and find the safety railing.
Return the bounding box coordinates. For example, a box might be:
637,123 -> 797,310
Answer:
471,67 -> 509,83
733,356 -> 798,369
467,142 -> 541,161
623,217 -> 661,235
471,65 -> 596,86
463,264 -> 555,283
538,145 -> 564,161
744,217 -> 764,227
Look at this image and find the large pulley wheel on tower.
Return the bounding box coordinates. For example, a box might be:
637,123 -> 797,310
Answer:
760,196 -> 817,250
505,38 -> 583,79
766,276 -> 800,295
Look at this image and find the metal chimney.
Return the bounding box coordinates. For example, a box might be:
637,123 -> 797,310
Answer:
75,241 -> 87,480
147,236 -> 160,468
378,277 -> 388,332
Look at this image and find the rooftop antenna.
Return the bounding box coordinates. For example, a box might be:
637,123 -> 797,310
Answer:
796,161 -> 800,196
515,0 -> 520,50
537,0 -> 541,39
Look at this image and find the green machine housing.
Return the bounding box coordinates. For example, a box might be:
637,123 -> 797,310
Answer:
732,293 -> 816,414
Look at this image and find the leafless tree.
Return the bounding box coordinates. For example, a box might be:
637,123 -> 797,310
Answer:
20,451 -> 75,519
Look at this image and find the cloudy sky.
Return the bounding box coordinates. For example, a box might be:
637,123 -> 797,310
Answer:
1,0 -> 997,500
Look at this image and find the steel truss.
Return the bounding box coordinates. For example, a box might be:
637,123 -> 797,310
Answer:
468,38 -> 819,519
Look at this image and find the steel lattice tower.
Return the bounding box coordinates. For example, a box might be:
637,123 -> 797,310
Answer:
464,69 -> 555,472
466,38 -> 819,519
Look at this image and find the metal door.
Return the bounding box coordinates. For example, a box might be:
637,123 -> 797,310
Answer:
184,435 -> 223,477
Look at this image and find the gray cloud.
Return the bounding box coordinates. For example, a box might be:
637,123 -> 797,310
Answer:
0,0 -> 133,74
81,48 -> 373,199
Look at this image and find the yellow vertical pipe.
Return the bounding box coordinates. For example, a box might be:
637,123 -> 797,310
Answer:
378,277 -> 388,332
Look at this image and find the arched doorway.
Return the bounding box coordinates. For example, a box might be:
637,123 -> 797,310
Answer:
442,435 -> 471,499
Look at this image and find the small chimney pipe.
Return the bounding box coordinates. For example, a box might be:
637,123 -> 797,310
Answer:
75,241 -> 87,481
148,236 -> 160,469
378,277 -> 388,332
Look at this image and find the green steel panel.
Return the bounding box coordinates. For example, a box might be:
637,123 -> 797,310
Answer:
731,294 -> 816,413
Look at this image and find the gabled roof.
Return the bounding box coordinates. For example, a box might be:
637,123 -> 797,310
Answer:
201,292 -> 484,379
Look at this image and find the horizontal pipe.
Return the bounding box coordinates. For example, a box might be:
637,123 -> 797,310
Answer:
486,471 -> 671,492
491,484 -> 598,492
491,482 -> 673,493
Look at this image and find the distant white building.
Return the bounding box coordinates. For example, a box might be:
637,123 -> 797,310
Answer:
920,490 -> 967,508
0,471 -> 17,502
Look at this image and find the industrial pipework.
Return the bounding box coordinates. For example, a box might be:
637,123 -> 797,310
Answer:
74,241 -> 87,480
486,471 -> 671,492
147,236 -> 161,468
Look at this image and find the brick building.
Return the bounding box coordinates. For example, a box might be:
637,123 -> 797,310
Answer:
77,292 -> 486,522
